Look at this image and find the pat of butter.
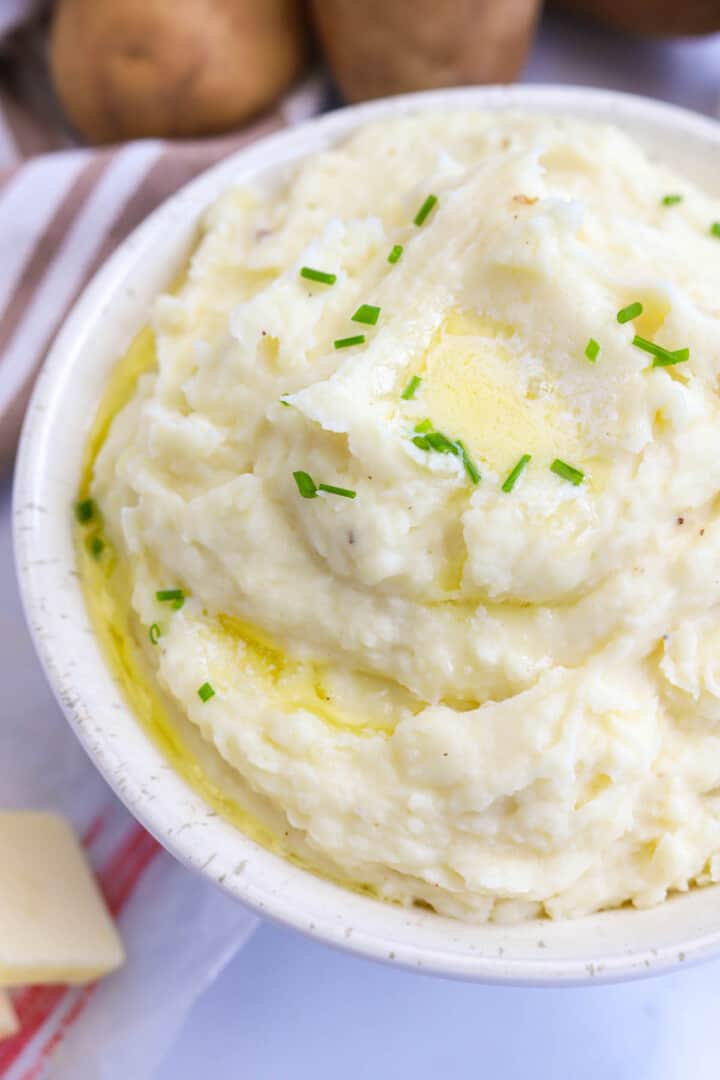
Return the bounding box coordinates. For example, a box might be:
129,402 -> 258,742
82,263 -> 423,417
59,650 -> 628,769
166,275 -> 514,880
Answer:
418,311 -> 580,473
0,991 -> 18,1041
0,813 -> 125,987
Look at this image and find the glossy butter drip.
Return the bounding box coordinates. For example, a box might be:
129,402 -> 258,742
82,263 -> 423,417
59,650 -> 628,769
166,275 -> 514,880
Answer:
77,327 -> 401,884
78,328 -> 290,856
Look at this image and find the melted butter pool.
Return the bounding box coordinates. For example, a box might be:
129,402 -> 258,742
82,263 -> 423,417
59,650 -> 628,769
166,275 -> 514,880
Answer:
414,310 -> 582,474
76,325 -> 407,884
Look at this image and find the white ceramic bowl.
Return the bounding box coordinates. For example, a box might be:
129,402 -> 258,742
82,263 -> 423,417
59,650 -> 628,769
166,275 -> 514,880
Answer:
14,86 -> 720,985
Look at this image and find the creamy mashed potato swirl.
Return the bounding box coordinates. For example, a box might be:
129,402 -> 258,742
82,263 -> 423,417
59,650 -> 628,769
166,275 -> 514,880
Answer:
93,112 -> 720,922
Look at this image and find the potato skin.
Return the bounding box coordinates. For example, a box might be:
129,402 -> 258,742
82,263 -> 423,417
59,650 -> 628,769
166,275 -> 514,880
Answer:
50,0 -> 309,143
311,0 -> 541,102
555,0 -> 720,35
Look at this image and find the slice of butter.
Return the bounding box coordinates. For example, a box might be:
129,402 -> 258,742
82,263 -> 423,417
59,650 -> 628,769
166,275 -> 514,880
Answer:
0,991 -> 18,1041
0,813 -> 125,987
416,311 -> 581,474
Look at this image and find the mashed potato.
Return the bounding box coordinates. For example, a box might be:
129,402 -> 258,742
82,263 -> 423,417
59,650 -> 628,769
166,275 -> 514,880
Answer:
91,111 -> 720,922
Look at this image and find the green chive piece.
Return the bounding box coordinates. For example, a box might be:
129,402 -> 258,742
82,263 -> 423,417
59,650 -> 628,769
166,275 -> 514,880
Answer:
300,266 -> 336,285
149,623 -> 161,645
388,244 -> 404,264
352,304 -> 381,326
414,194 -> 438,227
318,483 -> 357,499
413,427 -> 479,482
662,194 -> 683,206
401,375 -> 422,400
585,338 -> 600,363
652,349 -> 690,368
75,498 -> 95,524
87,535 -> 104,559
711,223 -> 720,238
617,302 -> 643,324
632,335 -> 690,367
457,440 -> 481,485
293,470 -> 317,498
550,459 -> 584,486
279,398 -> 292,407
425,431 -> 460,455
198,682 -> 215,703
156,588 -> 185,610
502,454 -> 531,493
334,335 -> 365,350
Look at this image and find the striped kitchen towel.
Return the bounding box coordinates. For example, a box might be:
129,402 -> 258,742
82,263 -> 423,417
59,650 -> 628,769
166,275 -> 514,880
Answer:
0,609 -> 259,1079
0,1 -> 324,469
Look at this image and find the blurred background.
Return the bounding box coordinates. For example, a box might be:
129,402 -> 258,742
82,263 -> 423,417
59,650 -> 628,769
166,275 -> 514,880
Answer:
2,3 -> 720,1078
4,0 -> 720,151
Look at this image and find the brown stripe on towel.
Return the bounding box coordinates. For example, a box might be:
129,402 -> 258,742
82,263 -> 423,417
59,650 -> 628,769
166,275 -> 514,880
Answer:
84,115 -> 283,284
0,152 -> 112,351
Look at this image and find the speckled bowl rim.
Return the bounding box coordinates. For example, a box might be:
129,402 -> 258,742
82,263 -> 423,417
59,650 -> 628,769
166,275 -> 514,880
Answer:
13,85 -> 720,986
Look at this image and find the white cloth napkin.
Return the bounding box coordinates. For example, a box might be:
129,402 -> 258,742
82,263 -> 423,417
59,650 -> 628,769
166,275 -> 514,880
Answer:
0,603 -> 258,1080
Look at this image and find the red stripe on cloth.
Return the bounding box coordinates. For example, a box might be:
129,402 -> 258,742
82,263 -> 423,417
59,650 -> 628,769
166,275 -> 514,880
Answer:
0,825 -> 162,1076
80,810 -> 108,849
97,824 -> 161,915
17,986 -> 95,1080
0,988 -> 67,1074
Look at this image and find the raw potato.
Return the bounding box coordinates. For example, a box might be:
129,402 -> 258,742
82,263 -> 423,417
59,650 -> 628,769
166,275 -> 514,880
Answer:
556,0 -> 720,34
50,0 -> 309,143
311,0 -> 541,102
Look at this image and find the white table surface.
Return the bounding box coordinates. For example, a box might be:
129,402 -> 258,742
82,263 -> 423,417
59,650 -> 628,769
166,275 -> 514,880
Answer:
5,12 -> 720,1077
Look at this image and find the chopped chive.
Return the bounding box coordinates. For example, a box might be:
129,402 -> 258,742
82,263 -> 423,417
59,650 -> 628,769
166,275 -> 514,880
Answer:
87,535 -> 104,559
75,498 -> 95,524
334,335 -> 365,350
711,223 -> 720,238
550,459 -> 584,486
457,440 -> 481,485
412,428 -> 459,454
279,397 -> 292,407
388,244 -> 404,264
413,427 -> 479,482
414,194 -> 438,227
293,470 -> 317,498
318,483 -> 357,499
585,338 -> 600,363
617,302 -> 643,324
352,304 -> 381,326
632,335 -> 690,367
425,431 -> 460,455
502,454 -> 531,493
198,682 -> 215,703
300,266 -> 336,285
156,588 -> 185,611
149,623 -> 161,645
401,375 -> 422,400
652,349 -> 690,368
662,194 -> 683,207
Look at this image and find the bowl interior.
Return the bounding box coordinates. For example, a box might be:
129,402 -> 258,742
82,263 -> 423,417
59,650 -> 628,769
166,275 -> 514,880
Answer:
14,85 -> 720,984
